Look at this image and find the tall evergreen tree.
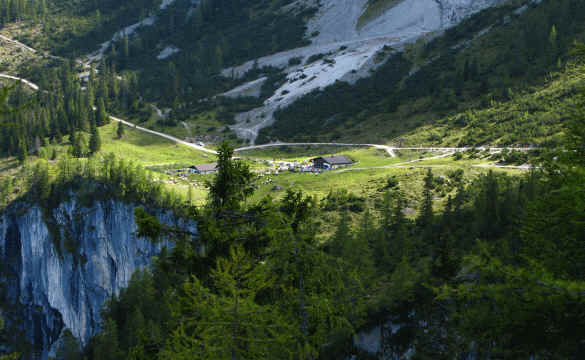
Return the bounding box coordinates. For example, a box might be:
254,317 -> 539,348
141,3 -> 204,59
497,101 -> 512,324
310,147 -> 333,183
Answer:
432,197 -> 459,281
348,208 -> 375,277
96,98 -> 108,126
160,245 -> 295,360
206,141 -> 254,213
418,169 -> 434,228
89,125 -> 101,155
16,138 -> 27,163
330,208 -> 352,257
116,121 -> 125,139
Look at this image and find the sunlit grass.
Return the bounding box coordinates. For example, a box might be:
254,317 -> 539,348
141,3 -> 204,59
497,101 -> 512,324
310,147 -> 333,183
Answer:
99,122 -> 213,166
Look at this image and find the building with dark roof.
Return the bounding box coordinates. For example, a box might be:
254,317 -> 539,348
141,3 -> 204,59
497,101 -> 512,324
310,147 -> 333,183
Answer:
311,155 -> 354,170
190,163 -> 218,174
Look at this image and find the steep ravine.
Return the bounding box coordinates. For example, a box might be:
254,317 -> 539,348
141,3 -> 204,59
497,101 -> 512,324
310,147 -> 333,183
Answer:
0,199 -> 194,359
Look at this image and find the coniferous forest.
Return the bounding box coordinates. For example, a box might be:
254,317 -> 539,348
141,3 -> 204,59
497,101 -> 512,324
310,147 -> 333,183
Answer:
42,119 -> 583,359
1,0 -> 585,358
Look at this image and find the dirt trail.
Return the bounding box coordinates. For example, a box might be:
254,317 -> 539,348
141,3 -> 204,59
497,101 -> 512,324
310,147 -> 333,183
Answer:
0,34 -> 37,53
0,74 -> 39,91
108,115 -> 217,154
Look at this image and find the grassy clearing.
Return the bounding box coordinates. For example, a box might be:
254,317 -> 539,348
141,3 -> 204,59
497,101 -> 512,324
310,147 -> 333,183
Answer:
0,31 -> 44,74
357,0 -> 402,29
99,122 -> 219,205
247,147 -> 521,204
240,146 -> 401,167
125,107 -> 245,148
249,152 -> 524,238
99,122 -> 212,166
0,123 -> 530,214
0,126 -> 530,230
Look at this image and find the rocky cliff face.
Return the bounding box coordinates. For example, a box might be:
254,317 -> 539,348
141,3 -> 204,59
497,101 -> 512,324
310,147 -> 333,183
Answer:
0,199 -> 194,358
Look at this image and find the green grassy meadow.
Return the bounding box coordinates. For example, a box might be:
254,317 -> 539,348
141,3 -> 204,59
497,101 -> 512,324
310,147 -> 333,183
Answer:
0,119 -> 531,214
99,122 -> 212,166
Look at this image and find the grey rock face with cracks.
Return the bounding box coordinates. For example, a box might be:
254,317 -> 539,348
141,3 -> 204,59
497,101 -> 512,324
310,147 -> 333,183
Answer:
0,199 -> 194,359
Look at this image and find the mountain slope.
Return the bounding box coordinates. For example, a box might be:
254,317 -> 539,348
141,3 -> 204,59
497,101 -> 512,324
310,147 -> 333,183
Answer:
221,0 -> 508,142
258,0 -> 583,145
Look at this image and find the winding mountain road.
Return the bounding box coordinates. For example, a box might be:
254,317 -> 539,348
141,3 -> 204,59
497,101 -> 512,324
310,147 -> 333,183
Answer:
109,115 -> 218,154
0,74 -> 39,91
0,35 -> 537,161
0,70 -> 536,160
234,142 -> 536,155
235,142 -> 398,156
98,122 -> 535,161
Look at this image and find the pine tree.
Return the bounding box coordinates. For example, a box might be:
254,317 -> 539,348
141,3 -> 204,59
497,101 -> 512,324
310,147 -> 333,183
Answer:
349,209 -> 375,277
89,125 -> 101,155
206,141 -> 254,213
330,208 -> 352,257
373,191 -> 393,269
55,329 -> 82,360
476,170 -> 500,241
548,25 -> 558,61
92,318 -> 121,360
122,35 -> 130,59
29,160 -> 51,201
432,197 -> 459,281
418,169 -> 434,228
388,190 -> 410,266
71,132 -> 87,158
34,135 -> 41,154
17,138 -> 27,163
116,121 -> 125,139
96,98 -> 108,126
160,245 -> 295,360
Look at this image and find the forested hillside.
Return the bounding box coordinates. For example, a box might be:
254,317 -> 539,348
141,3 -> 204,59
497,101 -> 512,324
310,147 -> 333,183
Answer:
0,60 -> 146,160
104,0 -> 315,101
61,116 -> 585,359
1,0 -> 161,55
259,0 -> 585,144
0,0 -> 317,144
7,0 -> 579,148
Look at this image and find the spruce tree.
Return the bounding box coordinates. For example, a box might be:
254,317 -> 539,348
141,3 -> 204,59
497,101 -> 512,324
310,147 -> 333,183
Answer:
97,98 -> 108,126
206,141 -> 254,213
55,330 -> 82,360
391,190 -> 409,260
432,197 -> 459,281
373,191 -> 393,269
418,169 -> 434,228
350,208 -> 375,277
116,120 -> 125,139
89,125 -> 101,155
17,138 -> 27,163
92,318 -> 121,360
122,34 -> 129,59
330,208 -> 352,257
161,245 -> 295,360
71,132 -> 87,158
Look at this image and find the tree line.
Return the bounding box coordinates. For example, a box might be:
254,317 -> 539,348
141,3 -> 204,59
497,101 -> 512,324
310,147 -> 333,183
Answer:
0,59 -> 147,160
0,0 -> 48,25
